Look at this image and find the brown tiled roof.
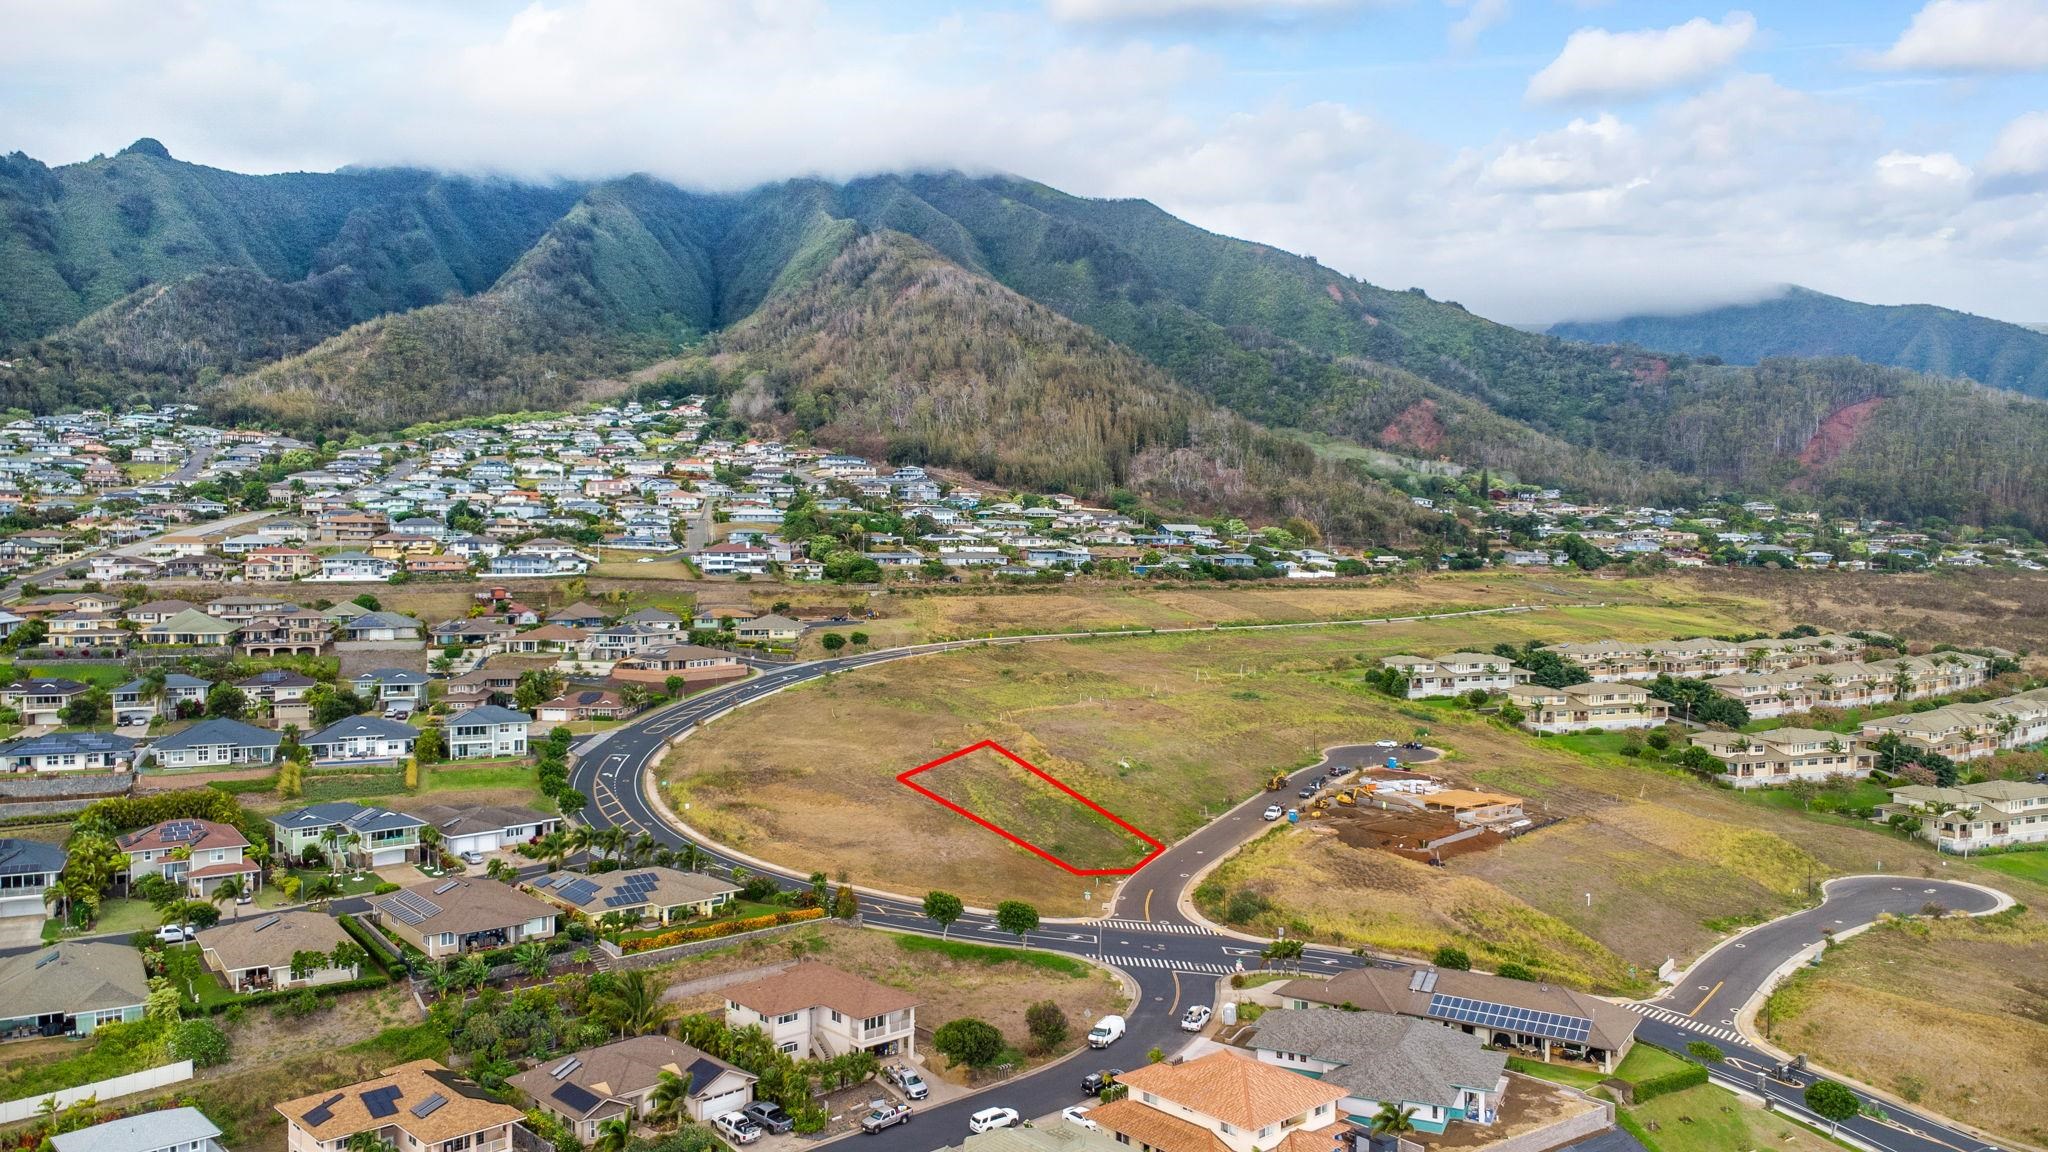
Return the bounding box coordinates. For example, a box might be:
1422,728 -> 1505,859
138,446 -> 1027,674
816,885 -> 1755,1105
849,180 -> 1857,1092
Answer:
118,818 -> 249,855
1110,1050 -> 1345,1131
722,961 -> 918,1019
275,1059 -> 522,1144
199,909 -> 350,973
1086,1098 -> 1229,1152
369,877 -> 554,935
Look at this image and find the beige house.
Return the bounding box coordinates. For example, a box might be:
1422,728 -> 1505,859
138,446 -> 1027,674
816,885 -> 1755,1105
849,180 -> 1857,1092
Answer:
723,961 -> 918,1058
1880,780 -> 2048,852
277,1060 -> 526,1152
1088,1049 -> 1346,1152
510,1036 -> 756,1140
528,867 -> 739,926
198,910 -> 360,993
369,877 -> 556,959
1277,966 -> 1638,1073
1690,728 -> 1862,788
1379,653 -> 1529,699
1506,682 -> 1668,733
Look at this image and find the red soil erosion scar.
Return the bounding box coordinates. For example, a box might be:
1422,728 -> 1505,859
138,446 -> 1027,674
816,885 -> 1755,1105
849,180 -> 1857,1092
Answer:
895,739 -> 1167,876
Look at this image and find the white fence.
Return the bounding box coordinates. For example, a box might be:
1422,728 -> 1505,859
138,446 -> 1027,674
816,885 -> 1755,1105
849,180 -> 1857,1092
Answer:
0,1060 -> 194,1123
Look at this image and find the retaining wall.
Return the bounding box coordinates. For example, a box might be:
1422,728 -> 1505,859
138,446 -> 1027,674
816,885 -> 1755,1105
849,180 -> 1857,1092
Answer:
0,1060 -> 194,1123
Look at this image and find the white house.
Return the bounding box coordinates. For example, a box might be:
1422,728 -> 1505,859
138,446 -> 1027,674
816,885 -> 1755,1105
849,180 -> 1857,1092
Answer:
723,961 -> 918,1058
444,705 -> 531,759
1505,682 -> 1670,733
1381,653 -> 1530,699
304,715 -> 419,764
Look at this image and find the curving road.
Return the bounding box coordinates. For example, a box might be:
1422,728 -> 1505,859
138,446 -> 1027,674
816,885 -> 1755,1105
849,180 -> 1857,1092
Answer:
568,620 -> 2011,1152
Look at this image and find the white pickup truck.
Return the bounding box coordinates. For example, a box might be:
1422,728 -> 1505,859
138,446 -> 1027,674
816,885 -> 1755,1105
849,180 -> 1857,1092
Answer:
1087,1015 -> 1126,1048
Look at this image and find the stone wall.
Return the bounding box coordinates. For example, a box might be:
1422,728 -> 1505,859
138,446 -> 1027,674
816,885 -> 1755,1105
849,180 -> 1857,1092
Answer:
0,771 -> 133,804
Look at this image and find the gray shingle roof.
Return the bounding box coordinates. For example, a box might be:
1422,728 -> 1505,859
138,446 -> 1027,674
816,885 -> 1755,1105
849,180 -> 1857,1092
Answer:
0,837 -> 66,877
148,717 -> 280,753
1247,1008 -> 1507,1110
51,1106 -> 220,1152
307,715 -> 420,744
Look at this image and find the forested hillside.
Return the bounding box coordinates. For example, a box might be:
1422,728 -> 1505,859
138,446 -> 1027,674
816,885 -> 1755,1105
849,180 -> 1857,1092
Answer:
4,145 -> 2048,535
1549,286 -> 2048,399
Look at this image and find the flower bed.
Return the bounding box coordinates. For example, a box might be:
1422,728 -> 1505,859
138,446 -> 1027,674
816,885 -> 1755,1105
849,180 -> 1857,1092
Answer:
620,907 -> 827,953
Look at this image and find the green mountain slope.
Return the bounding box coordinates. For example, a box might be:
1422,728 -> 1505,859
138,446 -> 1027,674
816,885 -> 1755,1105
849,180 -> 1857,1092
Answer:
1548,286 -> 2048,399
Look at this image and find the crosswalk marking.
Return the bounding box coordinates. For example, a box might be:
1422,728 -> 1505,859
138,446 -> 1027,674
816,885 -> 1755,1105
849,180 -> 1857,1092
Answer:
1096,920 -> 1213,936
1630,1003 -> 1744,1044
1098,954 -> 1238,975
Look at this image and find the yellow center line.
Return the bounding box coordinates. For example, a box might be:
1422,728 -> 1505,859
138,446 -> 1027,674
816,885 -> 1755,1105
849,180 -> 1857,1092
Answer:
1142,888 -> 1152,922
1168,969 -> 1181,1016
1688,981 -> 1724,1018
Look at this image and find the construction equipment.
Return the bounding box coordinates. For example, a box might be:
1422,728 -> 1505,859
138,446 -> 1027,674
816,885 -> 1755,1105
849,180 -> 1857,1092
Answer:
1334,784 -> 1377,807
1266,771 -> 1288,791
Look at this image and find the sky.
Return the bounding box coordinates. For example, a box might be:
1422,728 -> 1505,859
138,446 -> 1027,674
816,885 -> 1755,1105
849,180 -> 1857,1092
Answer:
4,0 -> 2047,325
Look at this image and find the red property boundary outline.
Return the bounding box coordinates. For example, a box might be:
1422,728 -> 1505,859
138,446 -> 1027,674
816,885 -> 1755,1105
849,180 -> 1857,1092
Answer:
895,740 -> 1166,876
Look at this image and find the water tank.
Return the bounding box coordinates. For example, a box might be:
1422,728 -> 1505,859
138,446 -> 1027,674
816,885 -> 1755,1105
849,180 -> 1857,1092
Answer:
1221,1002 -> 1238,1026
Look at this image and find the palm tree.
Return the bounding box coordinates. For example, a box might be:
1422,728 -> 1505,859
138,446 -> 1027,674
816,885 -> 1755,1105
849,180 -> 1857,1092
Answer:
603,969 -> 673,1038
345,1132 -> 399,1152
455,953 -> 491,990
630,833 -> 657,865
535,830 -> 571,873
569,825 -> 596,872
1370,1104 -> 1418,1136
211,877 -> 244,921
593,1115 -> 633,1152
513,940 -> 552,982
679,842 -> 705,873
320,826 -> 344,876
648,1069 -> 694,1130
419,824 -> 445,867
428,961 -> 457,1000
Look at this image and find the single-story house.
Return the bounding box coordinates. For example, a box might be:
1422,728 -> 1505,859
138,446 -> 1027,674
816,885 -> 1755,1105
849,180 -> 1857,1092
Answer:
341,611 -> 425,643
529,867 -> 740,925
511,1036 -> 756,1140
735,614 -> 802,644
198,909 -> 360,993
50,1107 -> 224,1152
370,877 -> 557,959
275,1060 -> 528,1152
0,942 -> 149,1038
537,689 -> 629,723
0,730 -> 137,773
1276,967 -> 1638,1073
141,609 -> 238,647
1246,1008 -> 1508,1134
146,717 -> 281,770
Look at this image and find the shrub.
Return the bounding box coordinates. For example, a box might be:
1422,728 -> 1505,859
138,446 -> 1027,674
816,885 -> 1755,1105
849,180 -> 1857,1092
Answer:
1024,1001 -> 1068,1051
169,1018 -> 231,1067
1495,962 -> 1537,981
1630,1053 -> 1709,1102
1686,1041 -> 1724,1063
1432,946 -> 1471,971
1223,889 -> 1272,924
619,908 -> 826,953
933,1018 -> 1005,1069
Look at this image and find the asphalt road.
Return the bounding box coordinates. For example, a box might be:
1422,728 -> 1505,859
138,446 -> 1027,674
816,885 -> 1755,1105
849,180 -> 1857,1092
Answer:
569,626 -> 2013,1152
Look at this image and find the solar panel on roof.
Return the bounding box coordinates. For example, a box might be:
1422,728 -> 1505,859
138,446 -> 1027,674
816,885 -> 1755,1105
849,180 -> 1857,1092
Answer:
624,872 -> 656,886
251,915 -> 281,933
361,1085 -> 403,1118
551,1057 -> 582,1080
552,1083 -> 601,1113
557,878 -> 599,906
433,879 -> 462,895
411,1094 -> 448,1119
1426,993 -> 1591,1043
603,892 -> 640,908
303,1093 -> 345,1127
34,950 -> 59,969
385,890 -> 441,926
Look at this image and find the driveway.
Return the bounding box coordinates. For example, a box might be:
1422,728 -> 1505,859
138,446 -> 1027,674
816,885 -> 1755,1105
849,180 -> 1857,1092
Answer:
0,916 -> 47,949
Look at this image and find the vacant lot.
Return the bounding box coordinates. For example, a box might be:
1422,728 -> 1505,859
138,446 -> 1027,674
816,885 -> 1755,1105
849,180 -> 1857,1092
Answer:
1622,1082 -> 1850,1152
657,922 -> 1126,1080
1764,910 -> 2048,1149
661,596 -> 1781,918
909,744 -> 1157,873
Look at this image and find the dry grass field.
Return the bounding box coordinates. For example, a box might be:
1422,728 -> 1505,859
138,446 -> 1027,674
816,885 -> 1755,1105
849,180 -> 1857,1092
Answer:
1764,911 -> 2048,1149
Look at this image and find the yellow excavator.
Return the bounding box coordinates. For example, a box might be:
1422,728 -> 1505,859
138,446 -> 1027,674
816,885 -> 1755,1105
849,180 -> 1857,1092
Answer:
1334,784 -> 1376,806
1266,771 -> 1289,791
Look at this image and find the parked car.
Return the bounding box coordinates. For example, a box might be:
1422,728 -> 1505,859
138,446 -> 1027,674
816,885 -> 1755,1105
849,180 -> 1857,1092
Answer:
968,1108 -> 1019,1134
235,890 -> 253,905
1296,785 -> 1317,799
743,1102 -> 794,1134
714,1114 -> 763,1145
1375,739 -> 1397,748
1061,1106 -> 1098,1130
860,1101 -> 913,1134
1181,1005 -> 1213,1032
1081,1069 -> 1123,1095
460,850 -> 485,866
887,1064 -> 929,1100
155,924 -> 194,944
1262,804 -> 1284,821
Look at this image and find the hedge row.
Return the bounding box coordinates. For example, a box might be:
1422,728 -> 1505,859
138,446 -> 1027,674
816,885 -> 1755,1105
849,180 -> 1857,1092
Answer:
191,974 -> 390,1016
620,907 -> 826,953
1630,1058 -> 1709,1103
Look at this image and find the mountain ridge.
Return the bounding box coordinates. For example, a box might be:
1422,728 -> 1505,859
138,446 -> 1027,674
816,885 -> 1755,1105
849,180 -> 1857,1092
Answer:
1548,285 -> 2048,400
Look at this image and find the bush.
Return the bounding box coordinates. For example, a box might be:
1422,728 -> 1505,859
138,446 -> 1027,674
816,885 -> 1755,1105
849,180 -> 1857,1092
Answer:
1223,889 -> 1272,925
170,1018 -> 231,1067
1495,962 -> 1537,981
1630,1050 -> 1709,1102
619,908 -> 826,954
1025,1001 -> 1068,1051
933,1018 -> 1005,1069
1433,946 -> 1471,971
1686,1041 -> 1724,1063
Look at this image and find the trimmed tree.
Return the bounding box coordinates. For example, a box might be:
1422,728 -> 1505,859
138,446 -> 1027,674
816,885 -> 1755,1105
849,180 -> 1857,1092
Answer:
1024,1000 -> 1068,1052
933,1018 -> 1005,1070
923,890 -> 964,938
995,900 -> 1039,948
1804,1079 -> 1860,1135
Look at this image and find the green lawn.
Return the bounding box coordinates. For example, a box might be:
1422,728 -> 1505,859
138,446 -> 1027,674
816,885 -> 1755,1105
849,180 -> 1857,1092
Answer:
28,663 -> 130,689
1623,1083 -> 1856,1152
79,897 -> 167,937
160,942 -> 241,1009
1504,1055 -> 1609,1091
279,868 -> 387,897
1973,849 -> 2048,885
421,761 -> 537,793
1615,1043 -> 1692,1085
891,933 -> 1092,976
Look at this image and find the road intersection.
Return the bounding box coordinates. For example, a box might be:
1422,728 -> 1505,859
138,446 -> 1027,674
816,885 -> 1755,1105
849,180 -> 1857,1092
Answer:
567,626 -> 2011,1152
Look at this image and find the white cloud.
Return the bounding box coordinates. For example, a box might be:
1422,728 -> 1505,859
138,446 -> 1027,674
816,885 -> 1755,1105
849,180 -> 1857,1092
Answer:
1873,0 -> 2048,73
1045,0 -> 1365,22
1526,12 -> 1758,103
1984,110 -> 2048,174
1445,0 -> 1509,48
1481,114 -> 1635,191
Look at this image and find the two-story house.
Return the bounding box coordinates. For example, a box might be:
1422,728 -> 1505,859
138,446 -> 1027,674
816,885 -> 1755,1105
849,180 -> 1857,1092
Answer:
111,673 -> 212,725
272,802 -> 427,869
722,962 -> 918,1058
443,705 -> 531,760
0,837 -> 66,923
3,678 -> 91,726
277,1060 -> 528,1152
1880,780 -> 2048,852
1089,1049 -> 1346,1152
353,668 -> 431,711
237,669 -> 322,726
1505,682 -> 1669,733
118,818 -> 260,899
243,546 -> 322,581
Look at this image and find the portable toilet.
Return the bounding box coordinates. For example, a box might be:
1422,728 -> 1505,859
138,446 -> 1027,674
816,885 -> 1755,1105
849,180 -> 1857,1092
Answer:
1386,756 -> 1401,771
1221,1002 -> 1238,1026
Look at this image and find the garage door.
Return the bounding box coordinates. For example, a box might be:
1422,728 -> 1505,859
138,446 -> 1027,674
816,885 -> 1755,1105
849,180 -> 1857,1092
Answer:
696,1088 -> 751,1121
370,846 -> 409,867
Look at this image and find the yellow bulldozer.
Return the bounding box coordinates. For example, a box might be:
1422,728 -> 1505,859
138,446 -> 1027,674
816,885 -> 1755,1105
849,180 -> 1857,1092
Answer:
1266,771 -> 1289,791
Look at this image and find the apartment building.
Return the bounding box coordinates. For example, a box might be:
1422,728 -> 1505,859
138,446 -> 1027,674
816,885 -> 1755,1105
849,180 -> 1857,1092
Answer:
1880,780 -> 2048,852
1505,682 -> 1668,733
1690,728 -> 1863,788
722,962 -> 918,1058
1379,653 -> 1530,699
